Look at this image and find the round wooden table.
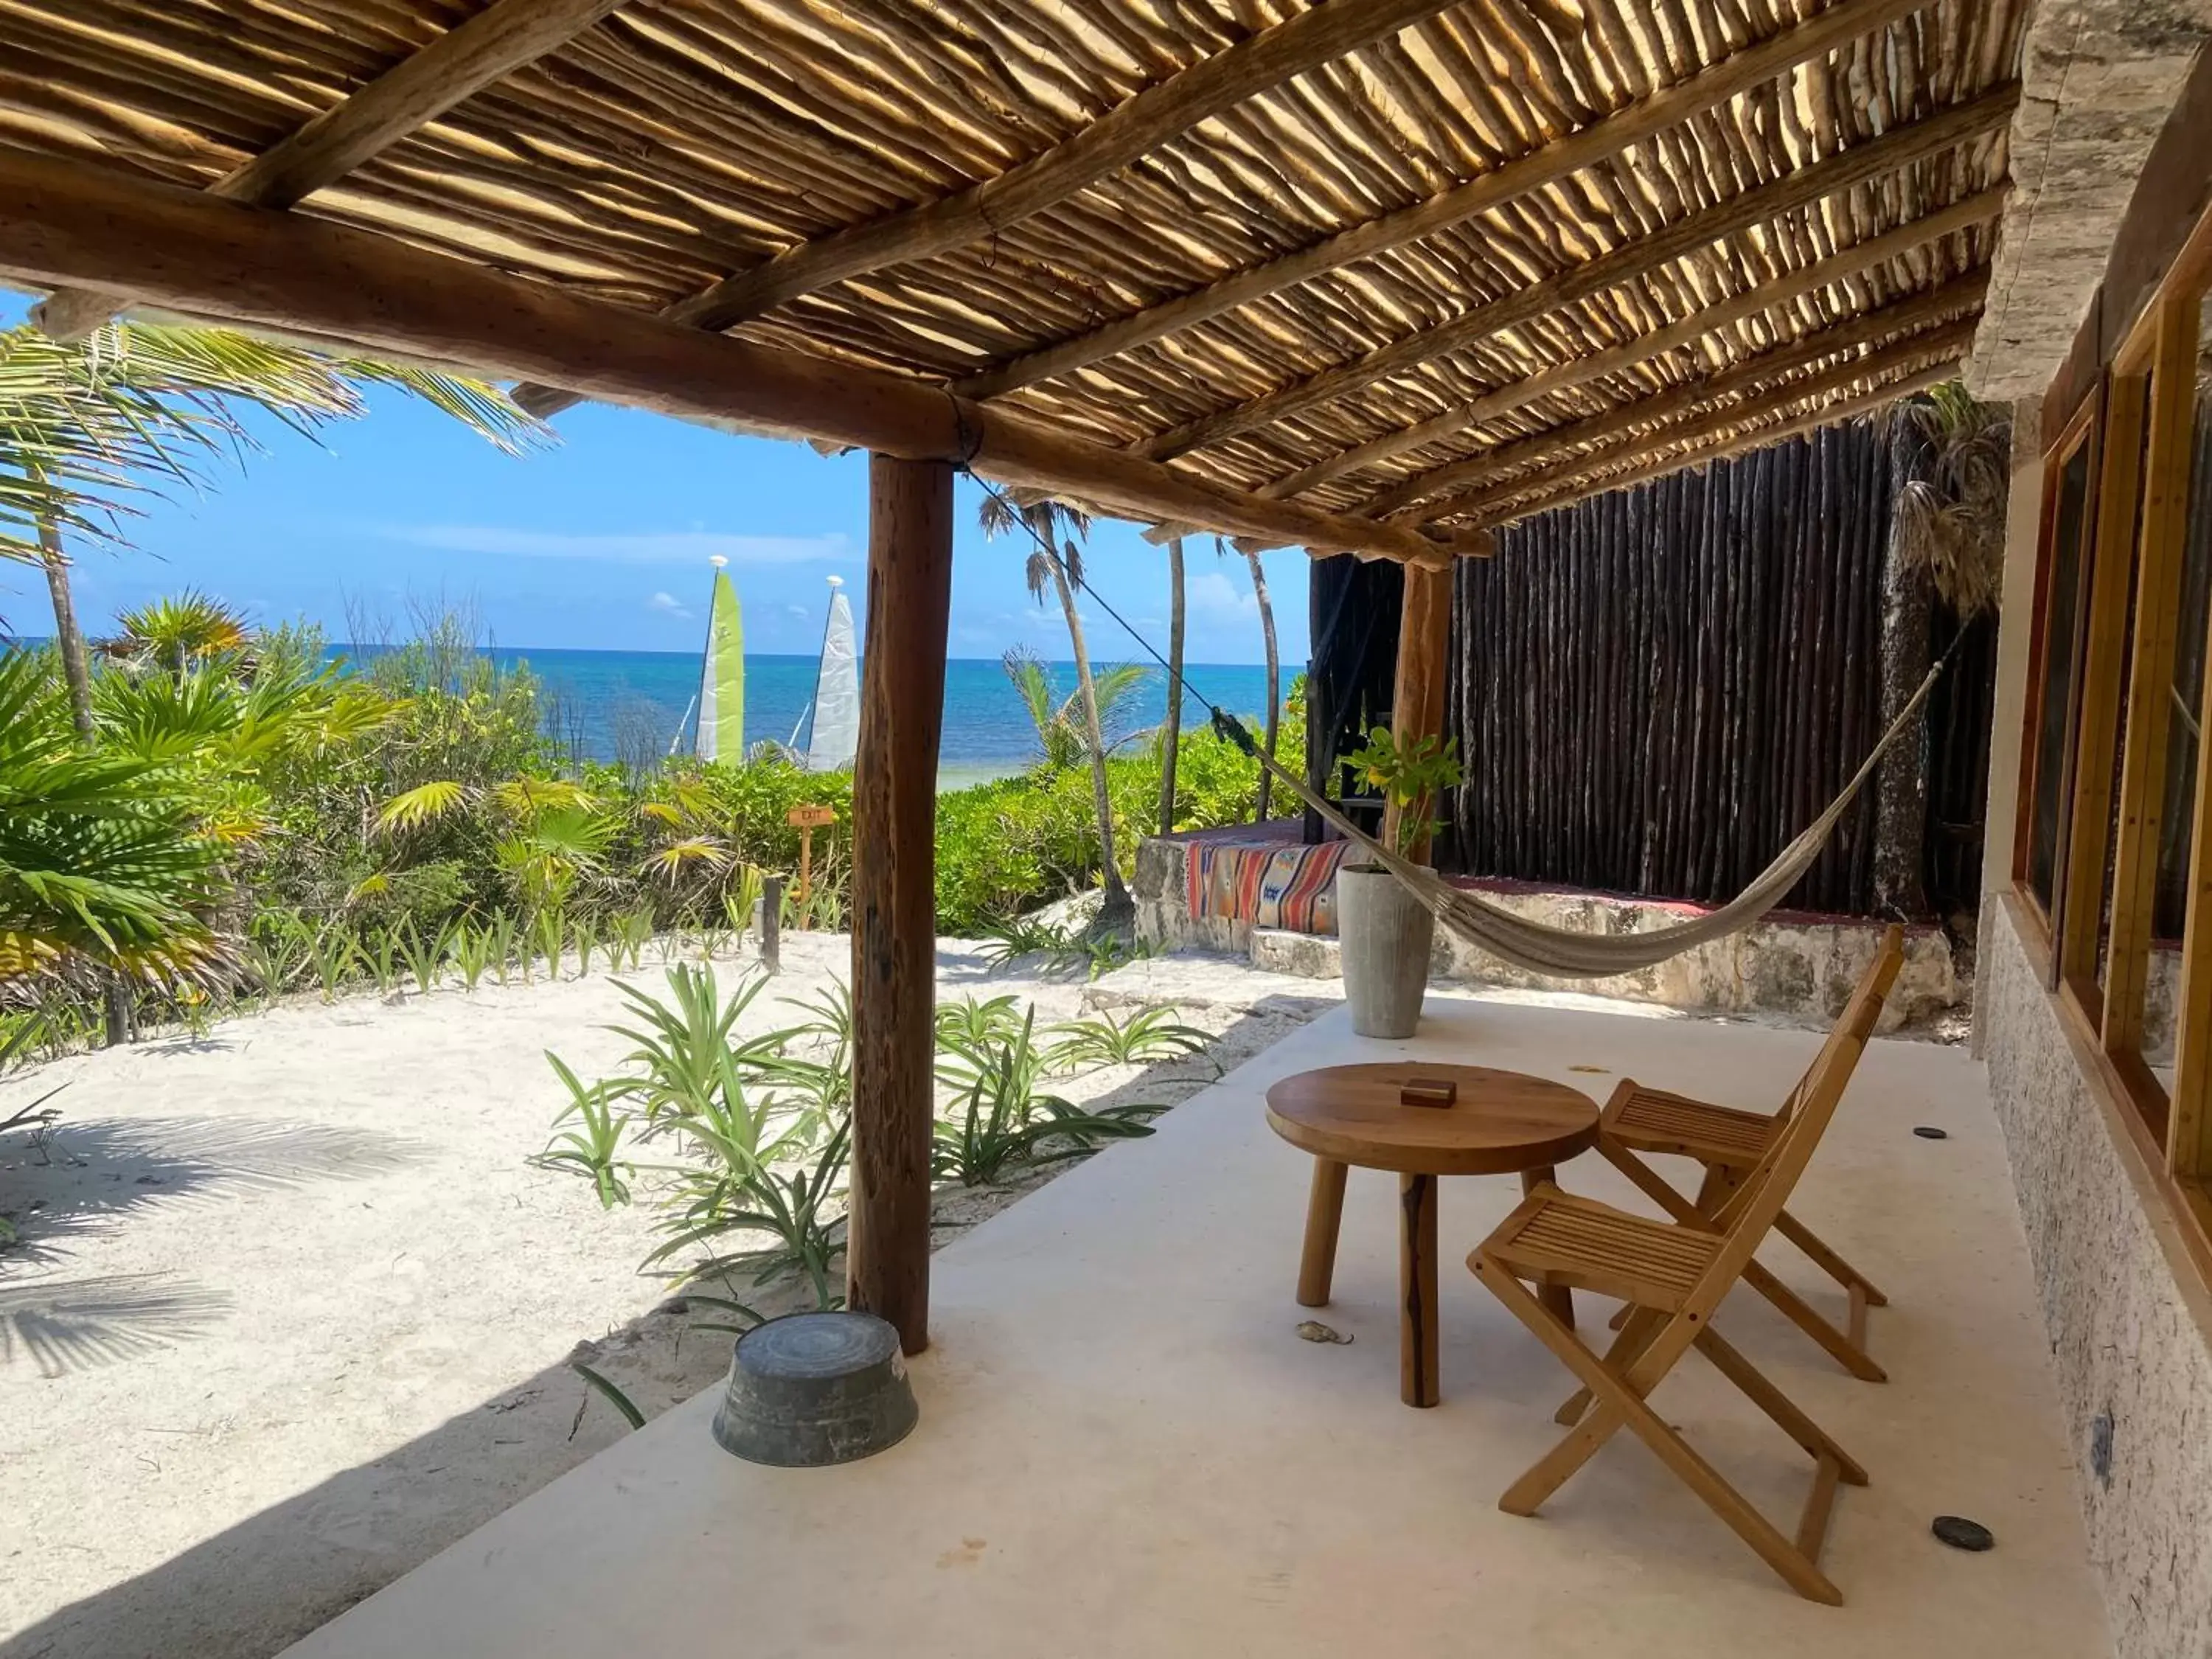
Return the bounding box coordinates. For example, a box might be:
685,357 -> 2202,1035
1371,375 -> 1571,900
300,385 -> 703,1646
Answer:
1266,1062 -> 1599,1408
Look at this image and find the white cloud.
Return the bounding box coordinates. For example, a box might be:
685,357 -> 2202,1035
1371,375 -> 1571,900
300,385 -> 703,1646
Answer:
787,604 -> 809,617
1187,569 -> 1256,622
647,591 -> 691,618
372,524 -> 849,566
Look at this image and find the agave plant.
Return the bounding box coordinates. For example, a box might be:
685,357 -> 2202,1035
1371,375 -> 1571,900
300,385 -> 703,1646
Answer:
932,1008 -> 1158,1186
536,1053 -> 631,1209
1046,1004 -> 1211,1071
307,920 -> 361,1002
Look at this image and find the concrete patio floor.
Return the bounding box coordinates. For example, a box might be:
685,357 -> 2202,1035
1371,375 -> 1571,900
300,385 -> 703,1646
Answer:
281,991 -> 2110,1659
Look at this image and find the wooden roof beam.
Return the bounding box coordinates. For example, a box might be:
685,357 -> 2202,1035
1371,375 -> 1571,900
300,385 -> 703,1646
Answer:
29,0 -> 630,341
0,146 -> 1450,567
1263,192 -> 2003,505
1149,87 -> 2017,468
1461,360 -> 1964,534
953,0 -> 1944,403
1189,216 -> 1995,552
508,0 -> 1467,418
1374,281 -> 1989,524
1424,319 -> 1978,529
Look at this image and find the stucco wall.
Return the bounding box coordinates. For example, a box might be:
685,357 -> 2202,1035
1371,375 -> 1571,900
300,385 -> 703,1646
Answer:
1979,896 -> 2212,1659
1967,0 -> 2212,400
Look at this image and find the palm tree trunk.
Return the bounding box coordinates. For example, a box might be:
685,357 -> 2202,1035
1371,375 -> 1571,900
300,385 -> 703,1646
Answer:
1160,538 -> 1186,836
1244,549 -> 1280,821
1046,554 -> 1133,928
39,518 -> 95,740
41,517 -> 132,1044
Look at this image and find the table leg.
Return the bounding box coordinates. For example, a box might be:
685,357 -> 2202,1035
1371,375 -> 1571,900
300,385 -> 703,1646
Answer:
1400,1172 -> 1439,1408
1297,1158 -> 1349,1307
1522,1166 -> 1576,1331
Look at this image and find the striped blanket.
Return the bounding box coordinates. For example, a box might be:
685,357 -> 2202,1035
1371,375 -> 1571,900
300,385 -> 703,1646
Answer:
1185,835 -> 1348,935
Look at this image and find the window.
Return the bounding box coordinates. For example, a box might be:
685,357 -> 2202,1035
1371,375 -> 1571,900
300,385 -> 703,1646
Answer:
2023,418 -> 2096,918
2019,203 -> 2212,1241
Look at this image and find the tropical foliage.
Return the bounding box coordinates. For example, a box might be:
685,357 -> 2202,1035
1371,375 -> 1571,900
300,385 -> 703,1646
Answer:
539,964 -> 1175,1306
0,599 -> 1300,1046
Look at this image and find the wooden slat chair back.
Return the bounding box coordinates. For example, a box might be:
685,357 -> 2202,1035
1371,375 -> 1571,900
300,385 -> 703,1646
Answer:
1468,928 -> 1905,1604
1590,925 -> 1905,1382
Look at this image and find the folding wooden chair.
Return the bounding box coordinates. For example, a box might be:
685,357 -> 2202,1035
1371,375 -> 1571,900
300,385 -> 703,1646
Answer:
1467,936 -> 1901,1604
1587,924 -> 1905,1385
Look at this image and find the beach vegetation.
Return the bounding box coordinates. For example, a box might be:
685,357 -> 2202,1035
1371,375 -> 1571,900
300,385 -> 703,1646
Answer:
0,588 -> 1298,1045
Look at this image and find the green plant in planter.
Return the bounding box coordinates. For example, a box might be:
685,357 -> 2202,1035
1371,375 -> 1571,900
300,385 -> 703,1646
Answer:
1339,726 -> 1465,859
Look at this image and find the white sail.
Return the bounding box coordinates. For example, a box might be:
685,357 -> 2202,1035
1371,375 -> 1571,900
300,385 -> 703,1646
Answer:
803,576 -> 860,772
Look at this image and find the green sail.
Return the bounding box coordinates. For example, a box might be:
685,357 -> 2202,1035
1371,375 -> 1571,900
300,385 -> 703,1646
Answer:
695,566 -> 745,762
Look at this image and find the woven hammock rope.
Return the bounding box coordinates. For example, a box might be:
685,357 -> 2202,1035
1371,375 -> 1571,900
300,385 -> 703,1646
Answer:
1222,659 -> 1943,980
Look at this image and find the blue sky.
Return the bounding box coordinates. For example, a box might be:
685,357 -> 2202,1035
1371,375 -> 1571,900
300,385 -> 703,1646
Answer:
1,290 -> 1308,664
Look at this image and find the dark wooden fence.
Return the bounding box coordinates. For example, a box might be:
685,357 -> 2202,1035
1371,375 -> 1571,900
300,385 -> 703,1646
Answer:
1309,419 -> 1998,922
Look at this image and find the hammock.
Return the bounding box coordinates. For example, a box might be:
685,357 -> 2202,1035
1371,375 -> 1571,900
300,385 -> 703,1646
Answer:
1209,658 -> 1944,980
964,472 -> 1941,984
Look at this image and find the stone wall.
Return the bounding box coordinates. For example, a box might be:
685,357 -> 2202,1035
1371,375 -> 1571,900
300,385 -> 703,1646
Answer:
1979,896 -> 2212,1659
1968,0 -> 2212,400
1135,833 -> 1957,1031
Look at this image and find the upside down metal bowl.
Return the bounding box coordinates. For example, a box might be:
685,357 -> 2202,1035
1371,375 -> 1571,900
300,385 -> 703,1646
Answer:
711,1310 -> 918,1467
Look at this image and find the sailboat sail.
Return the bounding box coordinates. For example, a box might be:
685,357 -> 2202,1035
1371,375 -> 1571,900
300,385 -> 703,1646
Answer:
694,560 -> 745,762
803,576 -> 860,772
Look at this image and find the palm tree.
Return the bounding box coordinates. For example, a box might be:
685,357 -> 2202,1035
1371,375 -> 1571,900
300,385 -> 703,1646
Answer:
979,493 -> 1133,931
1228,541 -> 1282,821
1002,648 -> 1150,771
0,650 -> 223,990
0,318 -> 543,1039
1,319 -> 543,728
1159,537 -> 1186,835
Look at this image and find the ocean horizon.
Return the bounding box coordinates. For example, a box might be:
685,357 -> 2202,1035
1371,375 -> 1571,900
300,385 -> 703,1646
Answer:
336,644 -> 1279,786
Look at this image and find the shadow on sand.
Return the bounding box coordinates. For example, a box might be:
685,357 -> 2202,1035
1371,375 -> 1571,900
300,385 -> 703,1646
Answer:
2,1001 -> 1323,1659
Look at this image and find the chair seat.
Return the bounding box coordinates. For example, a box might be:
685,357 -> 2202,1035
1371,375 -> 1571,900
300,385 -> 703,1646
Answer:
1478,1184 -> 1722,1313
1603,1082 -> 1775,1169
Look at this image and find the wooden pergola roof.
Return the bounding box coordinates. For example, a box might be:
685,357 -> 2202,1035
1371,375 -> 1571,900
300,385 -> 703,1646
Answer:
0,0 -> 2026,563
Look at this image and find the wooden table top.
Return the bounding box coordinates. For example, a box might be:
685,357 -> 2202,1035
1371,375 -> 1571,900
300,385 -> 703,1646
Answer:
1266,1062 -> 1599,1175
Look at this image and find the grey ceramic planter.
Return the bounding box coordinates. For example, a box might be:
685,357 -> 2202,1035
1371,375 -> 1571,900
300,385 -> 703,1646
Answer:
1336,863 -> 1433,1038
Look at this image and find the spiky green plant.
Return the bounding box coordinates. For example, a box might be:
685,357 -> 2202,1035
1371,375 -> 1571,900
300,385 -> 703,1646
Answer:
1046,1004 -> 1212,1071
240,910 -> 313,1004
932,1007 -> 1158,1186
933,993 -> 1029,1051
536,1052 -> 631,1208
614,905 -> 655,970
394,917 -> 458,995
452,919 -> 493,992
571,911 -> 601,978
487,911 -> 519,987
307,921 -> 360,1003
366,927 -> 403,994
535,906 -> 565,983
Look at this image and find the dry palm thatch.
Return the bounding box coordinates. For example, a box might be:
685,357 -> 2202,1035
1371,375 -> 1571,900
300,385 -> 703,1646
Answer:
0,0 -> 2031,556
1886,380 -> 2012,617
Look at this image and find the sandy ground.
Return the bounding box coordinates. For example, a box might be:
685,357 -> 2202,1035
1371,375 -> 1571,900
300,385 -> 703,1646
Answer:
0,931 -> 1336,1659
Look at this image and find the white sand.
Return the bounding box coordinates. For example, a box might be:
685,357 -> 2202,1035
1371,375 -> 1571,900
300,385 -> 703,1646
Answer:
0,932 -> 1335,1659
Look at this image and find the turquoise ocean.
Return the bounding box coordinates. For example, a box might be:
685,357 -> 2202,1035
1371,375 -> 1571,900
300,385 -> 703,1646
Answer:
399,648 -> 1277,787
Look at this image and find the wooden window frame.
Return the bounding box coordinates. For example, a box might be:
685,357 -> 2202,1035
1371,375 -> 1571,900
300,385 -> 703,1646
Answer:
2056,375 -> 2149,1023
2013,396 -> 2103,963
2014,191 -> 2212,1290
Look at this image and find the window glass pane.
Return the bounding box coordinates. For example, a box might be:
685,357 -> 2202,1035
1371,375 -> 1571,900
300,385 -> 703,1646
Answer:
2146,306 -> 2212,1086
2030,440 -> 2095,908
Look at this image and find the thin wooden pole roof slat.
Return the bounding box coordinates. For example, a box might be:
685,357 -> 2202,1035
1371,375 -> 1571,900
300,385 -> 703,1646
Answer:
0,0 -> 2029,559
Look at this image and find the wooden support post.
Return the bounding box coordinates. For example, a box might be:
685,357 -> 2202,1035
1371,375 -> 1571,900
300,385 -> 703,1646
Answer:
1380,560 -> 1452,862
846,455 -> 954,1355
